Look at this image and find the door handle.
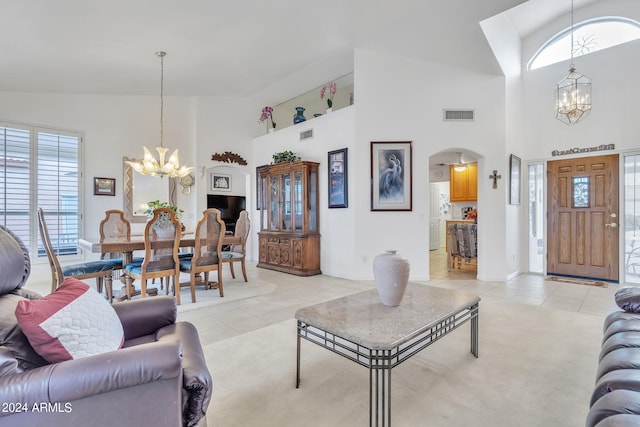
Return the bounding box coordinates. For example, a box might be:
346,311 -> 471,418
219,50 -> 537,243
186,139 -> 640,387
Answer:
605,223 -> 618,228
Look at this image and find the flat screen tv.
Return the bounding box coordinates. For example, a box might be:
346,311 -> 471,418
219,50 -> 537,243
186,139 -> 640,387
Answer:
207,195 -> 246,223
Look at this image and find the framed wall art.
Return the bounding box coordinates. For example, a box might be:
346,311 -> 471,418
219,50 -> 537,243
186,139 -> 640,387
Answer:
94,177 -> 116,196
509,154 -> 521,205
211,173 -> 231,192
328,148 -> 348,208
370,141 -> 412,211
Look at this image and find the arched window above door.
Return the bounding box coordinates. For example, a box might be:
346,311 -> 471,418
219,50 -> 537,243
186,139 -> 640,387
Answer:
528,16 -> 640,70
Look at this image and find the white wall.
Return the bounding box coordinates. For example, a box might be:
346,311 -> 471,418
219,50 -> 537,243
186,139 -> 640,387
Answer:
194,96 -> 256,220
521,0 -> 640,160
251,107 -> 357,277
0,91 -> 197,241
353,49 -> 509,281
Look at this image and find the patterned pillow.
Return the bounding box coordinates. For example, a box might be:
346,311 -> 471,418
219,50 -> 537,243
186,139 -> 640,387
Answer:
14,277 -> 124,363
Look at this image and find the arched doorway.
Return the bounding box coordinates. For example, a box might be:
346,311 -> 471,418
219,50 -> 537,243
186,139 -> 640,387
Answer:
428,149 -> 479,280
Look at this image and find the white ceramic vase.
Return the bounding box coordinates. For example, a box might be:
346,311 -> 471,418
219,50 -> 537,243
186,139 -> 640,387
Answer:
373,250 -> 410,306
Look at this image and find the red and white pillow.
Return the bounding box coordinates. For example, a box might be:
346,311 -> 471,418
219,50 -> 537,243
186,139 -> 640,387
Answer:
15,277 -> 124,363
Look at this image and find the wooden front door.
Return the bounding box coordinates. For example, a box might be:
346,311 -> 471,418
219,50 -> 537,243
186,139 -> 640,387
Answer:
547,154 -> 619,281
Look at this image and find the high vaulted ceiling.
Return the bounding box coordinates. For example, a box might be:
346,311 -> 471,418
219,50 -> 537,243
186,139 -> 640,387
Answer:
0,0 -> 599,97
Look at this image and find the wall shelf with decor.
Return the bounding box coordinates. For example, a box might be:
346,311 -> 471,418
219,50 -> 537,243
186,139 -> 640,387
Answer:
259,74 -> 353,135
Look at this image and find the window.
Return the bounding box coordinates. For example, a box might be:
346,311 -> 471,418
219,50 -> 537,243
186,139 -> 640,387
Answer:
528,17 -> 640,70
528,163 -> 544,274
0,121 -> 82,261
625,154 -> 640,284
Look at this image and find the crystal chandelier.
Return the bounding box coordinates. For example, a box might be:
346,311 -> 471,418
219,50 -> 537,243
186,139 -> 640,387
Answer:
555,0 -> 591,125
127,51 -> 193,178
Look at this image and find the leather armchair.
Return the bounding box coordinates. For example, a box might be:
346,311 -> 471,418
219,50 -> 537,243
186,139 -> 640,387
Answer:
0,225 -> 212,427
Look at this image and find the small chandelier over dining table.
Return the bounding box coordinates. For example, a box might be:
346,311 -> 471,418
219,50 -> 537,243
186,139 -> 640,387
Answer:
127,51 -> 193,178
554,0 -> 591,125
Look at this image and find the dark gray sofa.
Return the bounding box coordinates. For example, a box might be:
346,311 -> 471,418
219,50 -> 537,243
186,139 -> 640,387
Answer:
0,225 -> 212,427
587,287 -> 640,426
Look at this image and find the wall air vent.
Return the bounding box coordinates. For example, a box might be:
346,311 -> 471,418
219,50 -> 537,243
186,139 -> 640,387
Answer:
443,109 -> 475,121
300,129 -> 313,141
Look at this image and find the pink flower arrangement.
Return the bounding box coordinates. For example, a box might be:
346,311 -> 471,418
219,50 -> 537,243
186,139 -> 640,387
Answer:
320,81 -> 337,108
259,106 -> 276,130
466,209 -> 478,221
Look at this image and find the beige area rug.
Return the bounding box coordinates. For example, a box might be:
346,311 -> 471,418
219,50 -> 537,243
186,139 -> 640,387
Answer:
204,297 -> 604,427
546,276 -> 609,288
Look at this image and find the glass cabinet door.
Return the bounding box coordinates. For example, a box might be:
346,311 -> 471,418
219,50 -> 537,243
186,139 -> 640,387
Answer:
282,173 -> 291,231
269,176 -> 279,231
294,171 -> 303,231
309,170 -> 317,231
260,176 -> 267,230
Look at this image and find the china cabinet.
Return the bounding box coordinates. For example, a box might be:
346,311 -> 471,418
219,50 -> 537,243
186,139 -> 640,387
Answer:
257,161 -> 321,276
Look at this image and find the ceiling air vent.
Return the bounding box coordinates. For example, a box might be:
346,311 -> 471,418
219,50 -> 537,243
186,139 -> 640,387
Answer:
300,129 -> 313,141
443,109 -> 475,122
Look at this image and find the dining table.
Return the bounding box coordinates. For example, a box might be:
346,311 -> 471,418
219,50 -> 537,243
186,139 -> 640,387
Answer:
78,233 -> 242,300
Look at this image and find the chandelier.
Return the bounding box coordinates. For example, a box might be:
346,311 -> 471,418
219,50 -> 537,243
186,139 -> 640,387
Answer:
127,51 -> 193,178
555,0 -> 591,125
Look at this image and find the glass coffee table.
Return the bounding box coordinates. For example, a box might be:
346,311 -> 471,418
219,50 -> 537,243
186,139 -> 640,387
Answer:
295,284 -> 480,426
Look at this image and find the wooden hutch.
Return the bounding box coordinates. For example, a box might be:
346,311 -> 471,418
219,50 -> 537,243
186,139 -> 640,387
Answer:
257,161 -> 321,276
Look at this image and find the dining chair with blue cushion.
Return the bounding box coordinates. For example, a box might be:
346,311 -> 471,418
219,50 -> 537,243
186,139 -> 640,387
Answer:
123,207 -> 182,304
37,207 -> 115,300
98,209 -> 145,287
221,210 -> 250,282
179,208 -> 226,303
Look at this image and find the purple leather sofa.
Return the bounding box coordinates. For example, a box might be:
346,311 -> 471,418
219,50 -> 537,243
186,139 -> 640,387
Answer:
0,225 -> 212,427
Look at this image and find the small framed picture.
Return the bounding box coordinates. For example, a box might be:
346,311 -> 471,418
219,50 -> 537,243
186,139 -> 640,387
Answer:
509,154 -> 521,205
328,148 -> 348,208
211,173 -> 232,192
94,177 -> 116,196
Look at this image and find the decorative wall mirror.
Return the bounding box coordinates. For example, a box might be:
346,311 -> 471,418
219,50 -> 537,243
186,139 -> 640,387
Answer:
123,156 -> 177,223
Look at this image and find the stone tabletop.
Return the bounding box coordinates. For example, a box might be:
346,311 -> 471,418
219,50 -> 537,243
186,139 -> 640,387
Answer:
295,284 -> 480,350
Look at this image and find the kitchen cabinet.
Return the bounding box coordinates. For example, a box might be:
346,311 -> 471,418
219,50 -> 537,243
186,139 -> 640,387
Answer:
449,164 -> 478,202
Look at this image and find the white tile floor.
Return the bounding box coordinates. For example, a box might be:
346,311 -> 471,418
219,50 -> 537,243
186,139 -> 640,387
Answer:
24,254 -> 624,426
428,248 -> 620,317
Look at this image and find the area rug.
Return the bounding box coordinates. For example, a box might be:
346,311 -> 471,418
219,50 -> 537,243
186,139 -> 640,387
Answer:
203,297 -> 604,427
546,275 -> 608,288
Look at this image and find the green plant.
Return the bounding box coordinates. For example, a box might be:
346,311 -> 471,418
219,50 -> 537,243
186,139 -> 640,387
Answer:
144,200 -> 183,221
272,151 -> 300,164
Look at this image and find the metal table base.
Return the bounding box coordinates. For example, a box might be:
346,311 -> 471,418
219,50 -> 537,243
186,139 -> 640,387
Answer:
296,300 -> 479,426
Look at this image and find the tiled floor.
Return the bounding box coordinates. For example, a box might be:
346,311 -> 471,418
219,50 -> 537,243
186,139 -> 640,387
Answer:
429,248 -> 621,317
25,254 -> 622,426
26,250 -> 622,319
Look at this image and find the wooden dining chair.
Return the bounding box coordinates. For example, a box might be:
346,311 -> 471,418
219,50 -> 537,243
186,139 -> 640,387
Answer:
98,209 -> 146,292
179,208 -> 226,303
123,208 -> 182,304
221,210 -> 250,282
37,207 -> 115,299
99,209 -> 131,270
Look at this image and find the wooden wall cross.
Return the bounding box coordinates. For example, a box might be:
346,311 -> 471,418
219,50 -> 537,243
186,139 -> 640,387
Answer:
489,170 -> 501,189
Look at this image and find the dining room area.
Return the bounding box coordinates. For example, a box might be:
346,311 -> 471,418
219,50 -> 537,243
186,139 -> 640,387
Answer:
35,157 -> 251,306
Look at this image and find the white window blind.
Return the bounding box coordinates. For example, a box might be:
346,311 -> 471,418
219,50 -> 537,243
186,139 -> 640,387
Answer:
0,122 -> 81,260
